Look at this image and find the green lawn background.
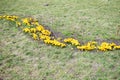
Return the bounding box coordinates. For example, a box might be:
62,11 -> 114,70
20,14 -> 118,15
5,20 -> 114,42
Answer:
0,0 -> 120,80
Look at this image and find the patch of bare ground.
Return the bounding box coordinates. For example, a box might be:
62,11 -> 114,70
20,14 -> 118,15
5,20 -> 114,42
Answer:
0,78 -> 3,80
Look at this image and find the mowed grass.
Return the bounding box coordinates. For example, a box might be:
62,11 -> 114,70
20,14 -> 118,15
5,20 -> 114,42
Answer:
0,0 -> 120,80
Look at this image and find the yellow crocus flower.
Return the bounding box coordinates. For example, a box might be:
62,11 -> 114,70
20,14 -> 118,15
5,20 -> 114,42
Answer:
0,16 -> 2,19
39,34 -> 51,40
64,38 -> 80,46
44,39 -> 52,44
36,25 -> 44,32
41,30 -> 51,36
77,46 -> 87,51
114,46 -> 120,49
32,33 -> 38,40
30,28 -> 36,33
16,21 -> 21,26
22,18 -> 30,26
60,43 -> 66,47
23,28 -> 30,33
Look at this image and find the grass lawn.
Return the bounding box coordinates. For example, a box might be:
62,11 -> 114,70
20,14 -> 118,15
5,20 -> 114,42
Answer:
0,0 -> 120,80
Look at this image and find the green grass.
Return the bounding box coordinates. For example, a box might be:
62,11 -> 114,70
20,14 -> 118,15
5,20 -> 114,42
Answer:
0,0 -> 120,80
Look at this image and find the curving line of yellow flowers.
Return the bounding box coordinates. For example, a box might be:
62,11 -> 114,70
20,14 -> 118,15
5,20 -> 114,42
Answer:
0,15 -> 120,51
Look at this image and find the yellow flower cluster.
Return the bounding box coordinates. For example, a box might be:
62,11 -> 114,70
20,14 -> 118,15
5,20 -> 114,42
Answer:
41,30 -> 51,36
0,15 -> 120,51
22,18 -> 39,26
32,33 -> 39,40
16,21 -> 21,26
77,41 -> 97,51
39,34 -> 51,40
39,34 -> 66,47
0,15 -> 19,21
77,42 -> 120,51
64,38 -> 80,46
23,25 -> 45,33
0,15 -> 21,27
44,39 -> 66,47
0,15 -> 19,22
22,25 -> 51,40
21,16 -> 66,47
98,42 -> 120,51
23,28 -> 30,33
30,28 -> 37,33
115,46 -> 120,49
36,25 -> 44,31
22,18 -> 31,26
